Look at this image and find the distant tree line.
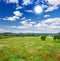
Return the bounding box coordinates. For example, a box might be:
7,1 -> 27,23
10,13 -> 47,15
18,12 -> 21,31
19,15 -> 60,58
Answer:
0,32 -> 60,41
40,32 -> 60,41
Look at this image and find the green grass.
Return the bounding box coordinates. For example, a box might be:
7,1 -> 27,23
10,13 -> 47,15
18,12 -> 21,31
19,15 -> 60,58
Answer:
0,36 -> 60,61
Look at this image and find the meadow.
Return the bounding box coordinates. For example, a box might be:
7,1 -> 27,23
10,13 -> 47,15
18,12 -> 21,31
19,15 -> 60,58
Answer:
0,36 -> 60,61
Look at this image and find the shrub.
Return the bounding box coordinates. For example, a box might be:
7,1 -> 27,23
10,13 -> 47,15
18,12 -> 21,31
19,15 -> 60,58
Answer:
0,36 -> 3,39
53,33 -> 60,40
41,35 -> 46,40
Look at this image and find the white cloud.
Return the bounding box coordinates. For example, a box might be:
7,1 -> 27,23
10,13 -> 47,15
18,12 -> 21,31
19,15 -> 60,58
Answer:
30,22 -> 36,24
44,15 -> 50,18
9,18 -> 60,30
9,25 -> 26,29
21,17 -> 26,20
0,29 -> 5,33
35,23 -> 48,29
48,0 -> 60,5
8,21 -> 35,29
6,0 -> 19,4
17,26 -> 26,29
41,18 -> 60,24
3,16 -> 19,21
41,4 -> 48,8
9,19 -> 36,29
21,20 -> 32,28
16,6 -> 23,10
49,25 -> 60,29
13,11 -> 22,17
28,19 -> 31,21
8,26 -> 17,28
35,18 -> 60,29
22,0 -> 32,5
0,28 -> 10,33
3,11 -> 22,21
26,10 -> 33,13
45,0 -> 60,12
21,17 -> 31,21
45,6 -> 58,12
20,20 -> 36,27
7,18 -> 60,33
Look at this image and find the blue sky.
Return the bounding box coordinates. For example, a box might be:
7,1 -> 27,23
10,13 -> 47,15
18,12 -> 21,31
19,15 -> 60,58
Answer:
0,0 -> 60,33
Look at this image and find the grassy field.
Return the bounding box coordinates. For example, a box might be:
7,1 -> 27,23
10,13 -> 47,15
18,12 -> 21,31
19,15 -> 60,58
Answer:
0,36 -> 60,61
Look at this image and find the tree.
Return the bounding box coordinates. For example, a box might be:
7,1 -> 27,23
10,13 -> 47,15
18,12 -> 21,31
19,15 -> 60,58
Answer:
53,32 -> 60,40
41,35 -> 46,40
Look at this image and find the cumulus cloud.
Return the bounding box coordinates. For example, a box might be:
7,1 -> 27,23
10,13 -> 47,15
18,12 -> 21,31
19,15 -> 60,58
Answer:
6,0 -> 19,4
35,18 -> 60,29
3,0 -> 60,12
3,11 -> 22,21
48,0 -> 60,5
35,23 -> 48,29
9,18 -> 60,30
9,19 -> 36,29
3,16 -> 19,21
45,6 -> 58,12
13,11 -> 22,16
8,18 -> 60,33
41,18 -> 60,24
29,22 -> 36,24
22,0 -> 32,5
44,15 -> 50,18
20,19 -> 36,27
45,0 -> 60,12
21,20 -> 35,26
20,20 -> 32,28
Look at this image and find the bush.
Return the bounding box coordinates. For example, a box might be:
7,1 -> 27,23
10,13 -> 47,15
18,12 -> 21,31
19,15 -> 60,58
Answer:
41,35 -> 46,40
0,35 -> 10,39
53,33 -> 60,40
0,36 -> 3,39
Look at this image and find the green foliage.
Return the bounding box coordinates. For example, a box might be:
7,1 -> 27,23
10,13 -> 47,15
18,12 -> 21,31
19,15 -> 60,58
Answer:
0,35 -> 10,39
0,36 -> 3,39
53,32 -> 60,40
41,35 -> 46,40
